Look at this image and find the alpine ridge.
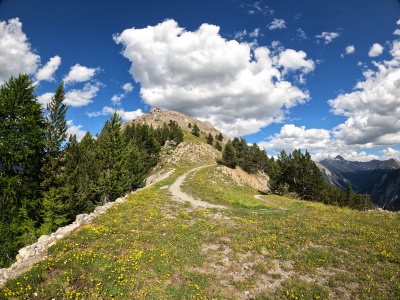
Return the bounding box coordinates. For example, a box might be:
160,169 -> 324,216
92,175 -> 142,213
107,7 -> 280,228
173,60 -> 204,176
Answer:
318,156 -> 400,211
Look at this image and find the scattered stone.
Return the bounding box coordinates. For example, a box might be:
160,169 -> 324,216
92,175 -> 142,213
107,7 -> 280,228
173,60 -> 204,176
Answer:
164,140 -> 177,148
0,190 -> 141,289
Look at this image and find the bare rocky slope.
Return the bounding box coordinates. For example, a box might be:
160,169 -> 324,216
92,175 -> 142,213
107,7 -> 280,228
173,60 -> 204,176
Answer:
121,107 -> 230,142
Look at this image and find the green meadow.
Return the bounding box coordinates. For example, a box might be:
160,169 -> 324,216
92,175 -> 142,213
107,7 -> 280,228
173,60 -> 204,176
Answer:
1,165 -> 399,299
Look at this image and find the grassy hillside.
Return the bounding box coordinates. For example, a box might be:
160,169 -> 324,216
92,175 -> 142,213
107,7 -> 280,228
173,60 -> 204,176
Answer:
1,163 -> 399,299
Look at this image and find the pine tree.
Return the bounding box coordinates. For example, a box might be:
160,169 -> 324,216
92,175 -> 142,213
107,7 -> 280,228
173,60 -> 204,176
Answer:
0,75 -> 46,267
289,150 -> 324,200
134,124 -> 161,169
121,141 -> 147,191
216,132 -> 223,142
39,187 -> 68,234
40,83 -> 69,231
214,140 -> 222,151
96,112 -> 125,204
168,120 -> 183,144
206,133 -> 214,145
220,140 -> 237,168
63,133 -> 99,216
44,84 -> 68,158
156,123 -> 170,146
191,123 -> 200,137
232,137 -> 249,171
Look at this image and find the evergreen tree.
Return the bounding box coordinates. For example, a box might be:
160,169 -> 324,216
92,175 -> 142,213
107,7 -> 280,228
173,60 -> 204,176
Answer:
64,133 -> 99,216
206,133 -> 214,145
156,123 -> 170,146
39,187 -> 68,235
220,140 -> 237,168
214,140 -> 222,151
232,137 -> 251,171
123,123 -> 136,144
121,141 -> 147,191
216,132 -> 223,142
289,150 -> 324,200
96,112 -> 125,204
0,75 -> 46,267
191,123 -> 200,137
43,83 -> 68,158
40,83 -> 69,232
168,120 -> 184,144
134,124 -> 161,169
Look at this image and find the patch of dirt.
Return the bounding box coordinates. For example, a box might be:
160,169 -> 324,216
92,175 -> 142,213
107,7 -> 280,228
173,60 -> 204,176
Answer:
215,166 -> 269,192
169,165 -> 228,210
162,142 -> 221,166
146,168 -> 175,186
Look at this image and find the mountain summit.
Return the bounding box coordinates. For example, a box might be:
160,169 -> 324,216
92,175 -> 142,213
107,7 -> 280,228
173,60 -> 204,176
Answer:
122,107 -> 229,143
334,155 -> 345,161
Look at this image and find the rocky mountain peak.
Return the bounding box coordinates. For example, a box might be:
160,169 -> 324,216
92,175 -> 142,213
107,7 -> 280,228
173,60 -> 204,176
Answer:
121,107 -> 229,142
334,155 -> 345,161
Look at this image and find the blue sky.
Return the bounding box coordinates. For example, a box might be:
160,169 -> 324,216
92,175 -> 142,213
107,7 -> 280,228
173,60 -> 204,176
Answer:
1,0 -> 400,161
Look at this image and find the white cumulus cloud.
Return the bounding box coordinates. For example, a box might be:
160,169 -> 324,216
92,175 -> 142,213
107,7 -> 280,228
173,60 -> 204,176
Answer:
268,19 -> 286,30
35,55 -> 61,83
342,151 -> 380,162
111,94 -> 124,105
315,32 -> 340,44
64,83 -> 100,107
345,45 -> 355,54
87,106 -> 143,121
37,92 -> 55,108
341,45 -> 356,58
259,124 -> 334,154
122,82 -> 133,92
114,19 -> 311,137
277,49 -> 315,74
329,41 -> 400,148
259,124 -> 382,161
63,64 -> 100,85
111,82 -> 134,105
0,18 -> 40,83
368,43 -> 384,57
66,120 -> 86,141
381,147 -> 400,161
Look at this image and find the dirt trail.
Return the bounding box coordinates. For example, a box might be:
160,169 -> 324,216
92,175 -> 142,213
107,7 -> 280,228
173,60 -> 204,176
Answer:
169,165 -> 227,210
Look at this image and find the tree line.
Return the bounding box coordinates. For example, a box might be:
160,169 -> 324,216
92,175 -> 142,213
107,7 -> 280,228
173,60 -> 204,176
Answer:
219,137 -> 374,210
0,75 -> 183,268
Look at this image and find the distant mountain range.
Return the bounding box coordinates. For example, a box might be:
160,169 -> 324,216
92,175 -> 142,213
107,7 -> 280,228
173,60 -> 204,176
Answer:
318,156 -> 400,211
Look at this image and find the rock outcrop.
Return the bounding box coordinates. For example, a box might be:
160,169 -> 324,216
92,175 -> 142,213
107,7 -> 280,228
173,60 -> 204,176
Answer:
121,107 -> 229,143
